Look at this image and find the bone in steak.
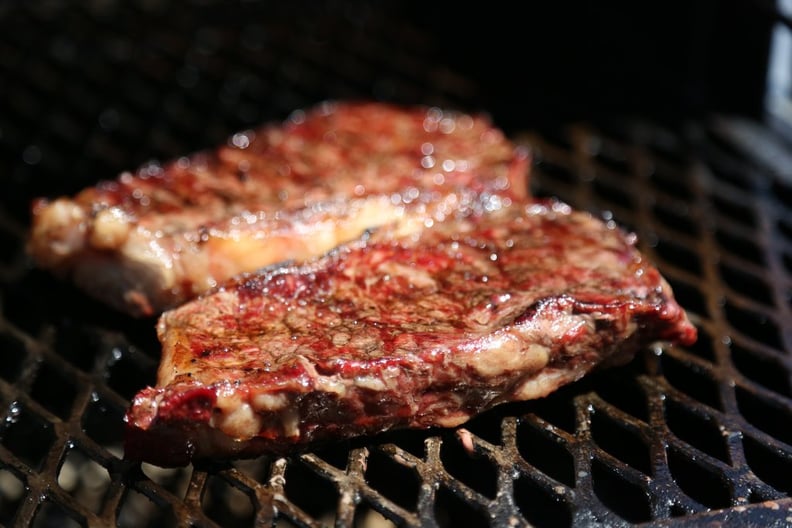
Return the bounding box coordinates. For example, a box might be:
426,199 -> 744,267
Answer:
124,200 -> 697,466
27,102 -> 528,316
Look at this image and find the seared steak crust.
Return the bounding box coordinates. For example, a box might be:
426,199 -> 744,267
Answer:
28,102 -> 528,316
125,200 -> 696,466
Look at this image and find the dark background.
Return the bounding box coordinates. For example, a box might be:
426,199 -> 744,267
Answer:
407,1 -> 774,130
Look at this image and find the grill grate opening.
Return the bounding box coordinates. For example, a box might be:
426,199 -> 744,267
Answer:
780,218 -> 792,242
57,448 -> 112,516
31,500 -> 83,528
520,390 -> 578,435
724,302 -> 783,350
669,502 -> 690,518
53,324 -> 103,373
716,229 -> 765,266
201,475 -> 256,526
735,387 -> 792,446
0,403 -> 55,471
30,363 -> 78,421
592,178 -> 634,210
283,457 -> 340,521
681,325 -> 717,363
105,348 -> 156,402
82,392 -> 126,444
664,398 -> 730,464
456,404 -> 508,447
712,194 -> 758,229
660,353 -> 722,411
141,462 -> 191,500
666,445 -> 732,510
654,239 -> 704,277
589,373 -> 649,423
312,444 -> 352,472
652,202 -> 700,236
731,342 -> 792,397
708,164 -> 755,192
516,419 -> 576,488
0,469 -> 24,524
364,449 -> 421,512
742,435 -> 792,495
772,172 -> 792,200
665,278 -> 708,320
513,475 -> 572,528
533,158 -> 578,188
592,145 -> 631,174
0,333 -> 27,382
590,407 -> 652,476
649,167 -> 695,202
433,485 -> 489,528
591,458 -> 651,524
720,262 -> 775,306
117,487 -> 179,528
440,435 -> 499,500
353,505 -> 397,528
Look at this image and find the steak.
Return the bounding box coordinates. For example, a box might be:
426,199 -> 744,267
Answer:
27,101 -> 528,316
124,200 -> 697,467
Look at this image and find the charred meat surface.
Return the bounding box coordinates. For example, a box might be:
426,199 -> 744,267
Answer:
27,101 -> 529,316
125,200 -> 697,467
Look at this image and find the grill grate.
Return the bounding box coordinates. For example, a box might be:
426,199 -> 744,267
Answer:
1,1 -> 792,527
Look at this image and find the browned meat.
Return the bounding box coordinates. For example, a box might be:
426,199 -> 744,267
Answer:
27,102 -> 529,316
124,200 -> 697,467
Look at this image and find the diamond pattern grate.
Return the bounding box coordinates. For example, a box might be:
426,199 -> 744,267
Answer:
0,1 -> 791,527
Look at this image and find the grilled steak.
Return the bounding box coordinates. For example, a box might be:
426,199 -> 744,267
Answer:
27,102 -> 528,316
124,200 -> 697,467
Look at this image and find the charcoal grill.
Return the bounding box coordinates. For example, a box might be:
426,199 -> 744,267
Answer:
1,1 -> 791,527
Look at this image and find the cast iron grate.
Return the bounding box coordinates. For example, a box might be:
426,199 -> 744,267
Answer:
1,1 -> 791,527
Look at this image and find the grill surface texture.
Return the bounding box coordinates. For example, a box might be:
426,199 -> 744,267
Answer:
0,1 -> 791,527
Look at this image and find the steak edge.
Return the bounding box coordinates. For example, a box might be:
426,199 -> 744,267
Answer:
28,101 -> 529,316
125,200 -> 697,467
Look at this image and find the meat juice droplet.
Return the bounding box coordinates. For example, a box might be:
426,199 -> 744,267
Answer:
439,117 -> 456,134
289,109 -> 306,124
5,403 -> 21,424
231,133 -> 250,149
